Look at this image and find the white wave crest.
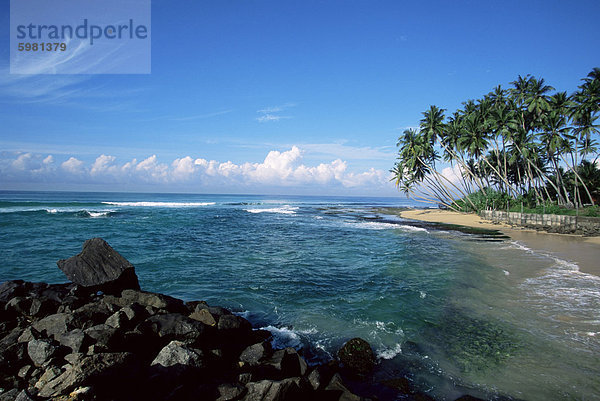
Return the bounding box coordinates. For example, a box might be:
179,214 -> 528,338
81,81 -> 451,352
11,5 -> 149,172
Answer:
87,211 -> 112,218
260,325 -> 303,349
46,208 -> 59,214
377,343 -> 403,360
245,206 -> 299,215
102,201 -> 215,207
350,221 -> 428,232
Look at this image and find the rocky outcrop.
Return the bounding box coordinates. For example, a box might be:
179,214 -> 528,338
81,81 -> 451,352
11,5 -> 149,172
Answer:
57,238 -> 140,294
338,338 -> 375,376
0,278 -> 377,401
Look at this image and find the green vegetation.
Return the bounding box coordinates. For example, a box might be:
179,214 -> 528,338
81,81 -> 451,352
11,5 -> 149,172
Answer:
392,68 -> 600,214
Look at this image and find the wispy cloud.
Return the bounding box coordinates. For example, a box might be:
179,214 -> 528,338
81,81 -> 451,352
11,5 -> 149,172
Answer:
256,102 -> 296,123
170,109 -> 233,122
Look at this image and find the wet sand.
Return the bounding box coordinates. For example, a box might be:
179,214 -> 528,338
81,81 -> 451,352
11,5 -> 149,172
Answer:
399,209 -> 600,277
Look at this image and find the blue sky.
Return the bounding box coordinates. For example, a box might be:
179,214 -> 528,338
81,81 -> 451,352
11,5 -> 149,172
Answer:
1,0 -> 599,195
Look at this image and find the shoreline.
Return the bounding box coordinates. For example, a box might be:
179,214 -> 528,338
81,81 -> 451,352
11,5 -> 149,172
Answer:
397,209 -> 600,277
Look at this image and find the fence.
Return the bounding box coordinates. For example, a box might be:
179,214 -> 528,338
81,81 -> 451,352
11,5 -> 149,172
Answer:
478,210 -> 600,236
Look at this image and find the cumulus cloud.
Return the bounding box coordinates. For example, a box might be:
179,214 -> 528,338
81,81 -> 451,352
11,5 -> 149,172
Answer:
440,164 -> 464,185
0,147 -> 394,192
61,157 -> 85,175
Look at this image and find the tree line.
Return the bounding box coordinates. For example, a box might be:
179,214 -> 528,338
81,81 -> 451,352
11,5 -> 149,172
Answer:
392,68 -> 600,212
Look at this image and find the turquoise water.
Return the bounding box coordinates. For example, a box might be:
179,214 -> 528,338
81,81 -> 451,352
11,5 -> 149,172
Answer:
1,191 -> 599,400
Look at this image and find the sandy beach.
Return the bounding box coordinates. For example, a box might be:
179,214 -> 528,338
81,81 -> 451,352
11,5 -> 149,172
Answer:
399,209 -> 600,277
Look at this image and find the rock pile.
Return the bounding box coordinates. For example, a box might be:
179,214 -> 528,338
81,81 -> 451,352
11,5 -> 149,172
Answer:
0,239 -> 368,401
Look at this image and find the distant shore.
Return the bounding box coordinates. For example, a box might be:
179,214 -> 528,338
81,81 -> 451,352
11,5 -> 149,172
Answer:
398,209 -> 600,277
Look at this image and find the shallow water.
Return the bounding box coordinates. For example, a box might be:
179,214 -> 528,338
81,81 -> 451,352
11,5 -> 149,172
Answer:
1,191 -> 598,400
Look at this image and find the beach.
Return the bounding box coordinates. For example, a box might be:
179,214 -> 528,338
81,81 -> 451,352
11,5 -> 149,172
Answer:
399,209 -> 600,276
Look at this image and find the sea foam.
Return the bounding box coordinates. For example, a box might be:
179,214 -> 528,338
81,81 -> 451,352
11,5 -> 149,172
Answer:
102,201 -> 215,207
245,206 -> 299,215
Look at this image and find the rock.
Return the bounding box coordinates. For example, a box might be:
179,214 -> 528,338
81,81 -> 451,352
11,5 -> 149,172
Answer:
105,310 -> 129,329
0,328 -> 28,381
338,338 -> 375,376
5,297 -> 32,316
29,297 -> 59,318
32,313 -> 76,339
0,280 -> 25,302
38,352 -> 138,398
72,301 -> 114,328
140,313 -> 207,343
151,340 -> 204,369
240,342 -> 272,366
14,390 -> 36,401
57,329 -> 87,353
189,308 -> 217,326
121,303 -> 148,320
243,378 -> 301,401
18,365 -> 33,380
120,289 -> 186,313
57,238 -> 140,294
27,339 -> 59,367
209,306 -> 233,318
218,314 -> 252,332
34,366 -> 62,390
325,373 -> 362,401
217,383 -> 247,401
307,365 -> 336,391
64,353 -> 84,365
84,324 -> 118,349
18,327 -> 40,343
238,373 -> 253,385
261,348 -> 308,379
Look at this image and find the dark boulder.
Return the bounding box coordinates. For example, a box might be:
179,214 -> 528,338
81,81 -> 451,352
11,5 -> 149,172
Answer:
260,348 -> 308,380
27,339 -> 59,367
151,340 -> 205,369
0,280 -> 26,303
37,352 -> 139,398
120,289 -> 186,313
189,307 -> 218,326
32,313 -> 77,339
324,373 -> 362,401
338,338 -> 375,376
217,383 -> 247,401
243,378 -> 302,401
57,329 -> 88,353
57,238 -> 140,294
218,314 -> 252,333
139,313 -> 208,344
239,342 -> 272,367
84,324 -> 119,349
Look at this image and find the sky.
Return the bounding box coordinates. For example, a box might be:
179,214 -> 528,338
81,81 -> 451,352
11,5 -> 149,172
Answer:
1,0 -> 599,196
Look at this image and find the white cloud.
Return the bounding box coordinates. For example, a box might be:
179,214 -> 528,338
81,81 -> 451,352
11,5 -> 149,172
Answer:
90,154 -> 117,176
0,147 -> 395,192
440,164 -> 466,187
61,157 -> 85,175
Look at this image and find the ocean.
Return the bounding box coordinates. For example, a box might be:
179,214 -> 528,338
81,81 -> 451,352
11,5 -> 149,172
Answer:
1,191 -> 599,400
